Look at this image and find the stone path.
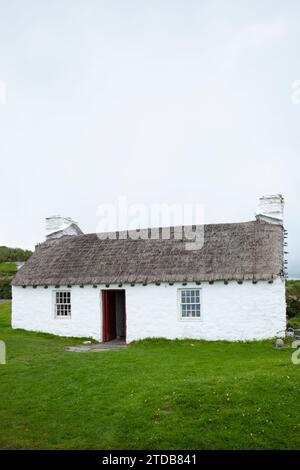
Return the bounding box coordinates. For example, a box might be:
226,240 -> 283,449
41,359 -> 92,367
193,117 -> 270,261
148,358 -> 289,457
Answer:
66,339 -> 127,353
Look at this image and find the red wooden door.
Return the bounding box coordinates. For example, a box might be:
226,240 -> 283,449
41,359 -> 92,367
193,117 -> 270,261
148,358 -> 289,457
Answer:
102,290 -> 116,342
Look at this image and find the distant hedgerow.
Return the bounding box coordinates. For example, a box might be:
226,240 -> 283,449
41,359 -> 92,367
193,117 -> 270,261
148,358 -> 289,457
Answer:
0,246 -> 32,263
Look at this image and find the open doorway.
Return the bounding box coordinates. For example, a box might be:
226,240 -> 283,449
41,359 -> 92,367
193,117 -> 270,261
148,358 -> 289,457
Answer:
102,290 -> 126,342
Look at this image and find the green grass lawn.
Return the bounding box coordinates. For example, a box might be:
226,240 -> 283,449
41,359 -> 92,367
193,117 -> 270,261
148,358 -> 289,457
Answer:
0,301 -> 300,450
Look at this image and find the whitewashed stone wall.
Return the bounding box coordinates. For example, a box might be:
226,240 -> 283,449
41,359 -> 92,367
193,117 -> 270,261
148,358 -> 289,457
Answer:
12,278 -> 286,342
12,286 -> 102,341
126,278 -> 286,342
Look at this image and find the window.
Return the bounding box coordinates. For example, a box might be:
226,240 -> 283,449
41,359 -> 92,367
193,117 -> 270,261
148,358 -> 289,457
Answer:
180,289 -> 201,319
55,291 -> 71,317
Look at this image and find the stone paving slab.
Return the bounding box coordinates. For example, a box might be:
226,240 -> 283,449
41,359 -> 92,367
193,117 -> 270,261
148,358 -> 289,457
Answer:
66,340 -> 128,353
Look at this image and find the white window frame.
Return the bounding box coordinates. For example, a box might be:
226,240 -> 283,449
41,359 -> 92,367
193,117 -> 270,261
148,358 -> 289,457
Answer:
53,290 -> 72,319
178,288 -> 201,321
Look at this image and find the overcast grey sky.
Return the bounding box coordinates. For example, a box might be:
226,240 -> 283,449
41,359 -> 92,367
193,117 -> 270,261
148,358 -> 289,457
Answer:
0,0 -> 299,276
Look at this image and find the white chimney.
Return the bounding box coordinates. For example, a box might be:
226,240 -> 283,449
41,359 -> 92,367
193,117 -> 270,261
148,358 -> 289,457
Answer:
46,215 -> 83,240
255,194 -> 284,225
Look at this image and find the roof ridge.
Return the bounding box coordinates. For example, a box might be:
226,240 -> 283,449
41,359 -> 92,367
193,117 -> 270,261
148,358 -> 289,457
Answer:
59,220 -> 257,240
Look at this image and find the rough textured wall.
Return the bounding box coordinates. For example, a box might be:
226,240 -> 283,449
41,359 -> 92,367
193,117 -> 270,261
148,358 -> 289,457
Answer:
12,279 -> 286,342
46,224 -> 82,240
125,279 -> 286,342
12,286 -> 102,340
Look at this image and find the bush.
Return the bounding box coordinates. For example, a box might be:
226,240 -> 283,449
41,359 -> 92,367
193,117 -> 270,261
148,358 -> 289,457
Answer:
286,280 -> 300,318
287,316 -> 300,329
0,278 -> 12,299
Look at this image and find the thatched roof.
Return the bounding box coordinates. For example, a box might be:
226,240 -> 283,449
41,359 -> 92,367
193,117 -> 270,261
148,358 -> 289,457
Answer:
12,220 -> 284,286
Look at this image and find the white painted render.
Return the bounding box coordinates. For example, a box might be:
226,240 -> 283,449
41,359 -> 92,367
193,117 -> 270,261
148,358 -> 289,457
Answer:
255,194 -> 284,225
45,215 -> 83,239
126,279 -> 286,342
12,278 -> 286,342
12,286 -> 102,340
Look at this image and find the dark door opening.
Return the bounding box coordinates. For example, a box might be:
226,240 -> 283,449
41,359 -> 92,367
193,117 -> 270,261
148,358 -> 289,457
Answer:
102,290 -> 126,342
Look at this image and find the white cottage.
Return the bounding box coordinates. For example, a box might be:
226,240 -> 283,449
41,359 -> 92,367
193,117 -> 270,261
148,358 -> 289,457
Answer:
12,195 -> 287,343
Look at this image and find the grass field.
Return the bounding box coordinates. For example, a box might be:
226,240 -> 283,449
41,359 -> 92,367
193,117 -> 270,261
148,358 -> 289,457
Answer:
0,263 -> 17,300
0,262 -> 17,277
0,301 -> 300,450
